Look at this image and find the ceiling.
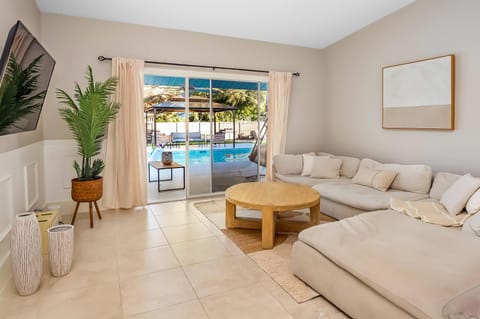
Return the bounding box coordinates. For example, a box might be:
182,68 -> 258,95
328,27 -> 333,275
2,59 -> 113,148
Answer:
36,0 -> 415,49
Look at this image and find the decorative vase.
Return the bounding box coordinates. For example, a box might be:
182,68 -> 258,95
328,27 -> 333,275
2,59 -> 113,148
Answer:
162,150 -> 173,165
10,212 -> 43,296
48,224 -> 74,277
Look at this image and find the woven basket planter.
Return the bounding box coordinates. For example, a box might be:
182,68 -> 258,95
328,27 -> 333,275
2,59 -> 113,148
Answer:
48,224 -> 74,277
71,177 -> 103,202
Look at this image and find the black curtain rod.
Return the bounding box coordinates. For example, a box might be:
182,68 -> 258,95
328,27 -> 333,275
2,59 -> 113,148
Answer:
98,56 -> 300,77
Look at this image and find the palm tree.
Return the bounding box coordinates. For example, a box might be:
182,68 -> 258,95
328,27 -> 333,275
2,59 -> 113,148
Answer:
0,55 -> 46,135
57,66 -> 120,180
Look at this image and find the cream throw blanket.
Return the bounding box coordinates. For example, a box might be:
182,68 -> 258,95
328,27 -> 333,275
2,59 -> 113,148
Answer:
390,198 -> 470,226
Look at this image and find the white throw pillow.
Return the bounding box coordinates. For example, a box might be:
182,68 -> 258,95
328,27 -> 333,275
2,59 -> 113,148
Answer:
273,154 -> 303,175
429,172 -> 461,200
301,155 -> 328,176
466,189 -> 480,214
352,167 -> 398,192
462,212 -> 480,236
310,157 -> 342,179
332,155 -> 360,178
440,174 -> 480,216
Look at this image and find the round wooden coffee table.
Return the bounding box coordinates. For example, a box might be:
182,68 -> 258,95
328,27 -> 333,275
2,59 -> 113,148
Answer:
225,182 -> 320,249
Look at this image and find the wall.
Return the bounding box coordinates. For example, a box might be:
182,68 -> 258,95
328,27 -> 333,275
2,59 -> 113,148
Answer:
0,0 -> 45,290
41,14 -> 326,155
323,0 -> 480,175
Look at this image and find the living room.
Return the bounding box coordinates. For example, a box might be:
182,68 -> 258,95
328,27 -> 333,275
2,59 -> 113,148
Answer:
1,0 -> 479,318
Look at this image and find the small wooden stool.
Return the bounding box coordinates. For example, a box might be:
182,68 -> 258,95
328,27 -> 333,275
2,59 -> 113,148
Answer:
71,201 -> 102,228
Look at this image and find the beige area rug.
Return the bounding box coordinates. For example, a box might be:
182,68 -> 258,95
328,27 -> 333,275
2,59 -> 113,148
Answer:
194,199 -> 322,303
221,228 -> 288,254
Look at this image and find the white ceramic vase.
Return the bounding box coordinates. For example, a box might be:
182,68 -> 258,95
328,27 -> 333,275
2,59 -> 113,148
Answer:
10,212 -> 43,296
47,224 -> 74,277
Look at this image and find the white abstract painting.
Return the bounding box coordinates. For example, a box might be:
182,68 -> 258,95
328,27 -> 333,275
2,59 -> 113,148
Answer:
382,55 -> 454,130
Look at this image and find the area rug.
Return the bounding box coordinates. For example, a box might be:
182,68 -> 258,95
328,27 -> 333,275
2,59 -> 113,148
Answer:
221,228 -> 288,254
194,198 -> 321,303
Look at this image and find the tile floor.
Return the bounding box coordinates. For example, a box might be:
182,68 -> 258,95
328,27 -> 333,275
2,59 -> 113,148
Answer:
0,198 -> 348,319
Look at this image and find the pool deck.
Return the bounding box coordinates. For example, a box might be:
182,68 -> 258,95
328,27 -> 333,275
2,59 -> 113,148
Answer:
146,142 -> 263,203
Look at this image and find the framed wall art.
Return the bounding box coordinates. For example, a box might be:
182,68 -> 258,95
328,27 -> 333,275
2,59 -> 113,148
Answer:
382,54 -> 455,130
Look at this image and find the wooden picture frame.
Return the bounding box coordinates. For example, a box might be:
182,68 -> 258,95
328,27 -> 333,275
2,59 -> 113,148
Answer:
382,54 -> 455,130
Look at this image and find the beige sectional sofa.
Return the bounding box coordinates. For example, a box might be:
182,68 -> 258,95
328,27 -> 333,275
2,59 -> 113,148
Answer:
274,153 -> 432,220
274,152 -> 480,319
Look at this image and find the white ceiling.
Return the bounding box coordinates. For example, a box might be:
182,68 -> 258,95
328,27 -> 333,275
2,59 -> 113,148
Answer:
36,0 -> 415,49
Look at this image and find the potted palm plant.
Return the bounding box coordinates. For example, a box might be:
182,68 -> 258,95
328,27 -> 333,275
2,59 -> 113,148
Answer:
57,66 -> 120,216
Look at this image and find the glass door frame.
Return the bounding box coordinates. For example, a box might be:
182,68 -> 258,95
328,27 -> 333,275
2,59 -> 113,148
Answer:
144,67 -> 268,200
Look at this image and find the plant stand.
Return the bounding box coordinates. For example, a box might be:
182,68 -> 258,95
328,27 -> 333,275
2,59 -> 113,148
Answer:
71,201 -> 102,228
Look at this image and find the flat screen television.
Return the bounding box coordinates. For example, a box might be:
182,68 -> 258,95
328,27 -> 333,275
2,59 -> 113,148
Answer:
0,20 -> 55,136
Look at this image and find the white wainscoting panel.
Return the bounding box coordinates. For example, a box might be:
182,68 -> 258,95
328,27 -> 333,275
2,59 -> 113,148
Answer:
24,162 -> 39,211
0,175 -> 14,242
0,140 -> 46,289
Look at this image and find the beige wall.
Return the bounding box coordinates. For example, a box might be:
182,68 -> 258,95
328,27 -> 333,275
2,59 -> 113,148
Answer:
323,0 -> 480,175
41,14 -> 325,154
0,0 -> 43,153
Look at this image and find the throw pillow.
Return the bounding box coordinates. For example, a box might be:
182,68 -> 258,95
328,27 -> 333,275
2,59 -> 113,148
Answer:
466,188 -> 480,215
310,157 -> 342,179
273,154 -> 303,175
352,167 -> 398,192
332,155 -> 360,178
301,154 -> 328,176
440,174 -> 480,216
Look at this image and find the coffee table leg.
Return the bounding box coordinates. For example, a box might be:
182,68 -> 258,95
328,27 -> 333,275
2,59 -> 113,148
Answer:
309,201 -> 320,225
262,207 -> 276,249
225,199 -> 236,228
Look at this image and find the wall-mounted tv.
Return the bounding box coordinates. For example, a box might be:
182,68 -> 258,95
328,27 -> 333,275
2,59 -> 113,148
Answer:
0,20 -> 55,136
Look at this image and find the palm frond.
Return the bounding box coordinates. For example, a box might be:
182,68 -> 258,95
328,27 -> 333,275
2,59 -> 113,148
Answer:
0,55 -> 46,134
57,66 -> 120,180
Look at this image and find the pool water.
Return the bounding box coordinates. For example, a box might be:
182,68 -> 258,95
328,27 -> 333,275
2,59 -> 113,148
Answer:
149,146 -> 253,165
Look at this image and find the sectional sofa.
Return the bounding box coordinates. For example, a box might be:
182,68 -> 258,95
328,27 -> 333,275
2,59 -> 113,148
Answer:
273,152 -> 480,319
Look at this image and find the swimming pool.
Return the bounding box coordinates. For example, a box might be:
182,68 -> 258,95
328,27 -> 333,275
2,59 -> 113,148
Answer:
149,146 -> 253,165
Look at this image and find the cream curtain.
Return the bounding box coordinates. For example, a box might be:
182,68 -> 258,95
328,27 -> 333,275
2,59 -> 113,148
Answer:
103,57 -> 147,208
266,72 -> 293,182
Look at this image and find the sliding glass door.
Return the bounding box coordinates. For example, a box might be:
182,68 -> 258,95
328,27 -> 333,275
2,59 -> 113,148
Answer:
187,78 -> 212,196
144,74 -> 267,202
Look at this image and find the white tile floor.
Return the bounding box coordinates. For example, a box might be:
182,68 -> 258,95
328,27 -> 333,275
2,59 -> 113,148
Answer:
0,198 -> 348,319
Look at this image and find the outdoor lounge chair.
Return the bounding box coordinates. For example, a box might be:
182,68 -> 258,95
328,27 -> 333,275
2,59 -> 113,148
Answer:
171,132 -> 204,146
212,132 -> 226,146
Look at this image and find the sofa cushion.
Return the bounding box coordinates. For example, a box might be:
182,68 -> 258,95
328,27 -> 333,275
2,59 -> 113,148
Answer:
429,172 -> 461,200
275,173 -> 349,187
301,154 -> 328,176
440,174 -> 480,216
298,211 -> 480,319
273,154 -> 303,175
333,155 -> 360,178
359,158 -> 432,194
352,167 -> 397,192
310,157 -> 342,179
313,181 -> 428,211
463,213 -> 480,236
466,189 -> 480,214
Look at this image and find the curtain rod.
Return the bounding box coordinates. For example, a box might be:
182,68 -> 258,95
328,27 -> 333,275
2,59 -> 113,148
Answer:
97,56 -> 300,77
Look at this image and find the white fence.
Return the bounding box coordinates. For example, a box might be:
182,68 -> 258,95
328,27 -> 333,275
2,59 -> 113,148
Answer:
148,121 -> 264,140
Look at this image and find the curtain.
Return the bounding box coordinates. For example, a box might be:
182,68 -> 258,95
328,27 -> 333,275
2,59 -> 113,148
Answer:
103,57 -> 147,208
266,72 -> 293,182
